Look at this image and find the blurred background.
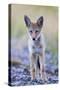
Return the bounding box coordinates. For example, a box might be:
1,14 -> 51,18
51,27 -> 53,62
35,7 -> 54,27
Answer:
10,4 -> 58,86
11,4 -> 58,55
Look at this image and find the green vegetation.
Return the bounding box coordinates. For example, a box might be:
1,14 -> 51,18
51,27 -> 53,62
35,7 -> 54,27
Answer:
11,4 -> 58,59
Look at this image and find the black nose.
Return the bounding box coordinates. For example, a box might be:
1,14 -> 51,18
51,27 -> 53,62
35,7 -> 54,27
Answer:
33,38 -> 35,40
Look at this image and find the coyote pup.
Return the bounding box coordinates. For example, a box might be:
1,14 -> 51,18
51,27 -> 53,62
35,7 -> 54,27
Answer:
24,15 -> 46,80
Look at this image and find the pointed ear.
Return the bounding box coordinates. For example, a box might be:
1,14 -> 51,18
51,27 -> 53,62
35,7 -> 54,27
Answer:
24,15 -> 31,27
37,16 -> 44,28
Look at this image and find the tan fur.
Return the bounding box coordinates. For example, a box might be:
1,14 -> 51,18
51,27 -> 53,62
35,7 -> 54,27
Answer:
24,15 -> 47,80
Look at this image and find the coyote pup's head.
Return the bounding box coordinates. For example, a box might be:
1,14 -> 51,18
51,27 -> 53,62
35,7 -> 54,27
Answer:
24,15 -> 44,41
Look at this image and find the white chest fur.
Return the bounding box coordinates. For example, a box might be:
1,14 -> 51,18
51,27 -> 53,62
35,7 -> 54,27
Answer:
28,33 -> 45,55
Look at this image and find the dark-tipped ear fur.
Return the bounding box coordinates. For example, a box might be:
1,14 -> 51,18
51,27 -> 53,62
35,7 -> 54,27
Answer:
37,16 -> 44,28
24,15 -> 31,27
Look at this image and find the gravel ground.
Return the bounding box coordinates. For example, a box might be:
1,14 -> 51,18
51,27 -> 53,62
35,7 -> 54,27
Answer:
9,64 -> 58,86
8,46 -> 58,86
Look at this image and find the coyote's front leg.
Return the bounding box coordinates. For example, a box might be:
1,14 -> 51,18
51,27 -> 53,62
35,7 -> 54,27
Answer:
39,52 -> 46,80
30,54 -> 36,80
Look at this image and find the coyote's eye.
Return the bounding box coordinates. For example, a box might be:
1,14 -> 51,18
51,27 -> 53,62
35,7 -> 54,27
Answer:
35,30 -> 39,33
29,30 -> 32,33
